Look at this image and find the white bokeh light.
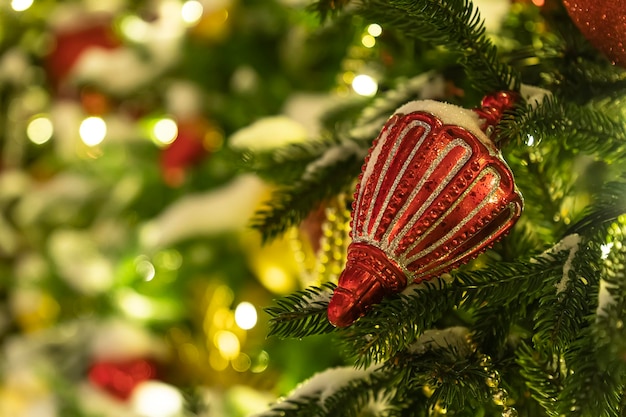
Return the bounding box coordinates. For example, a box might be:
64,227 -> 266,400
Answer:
352,74 -> 378,97
11,0 -> 34,12
131,381 -> 184,417
27,116 -> 54,145
181,0 -> 204,24
235,301 -> 258,330
153,118 -> 178,145
79,117 -> 107,146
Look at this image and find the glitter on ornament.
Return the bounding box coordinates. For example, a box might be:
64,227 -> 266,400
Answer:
563,0 -> 626,66
327,92 -> 523,327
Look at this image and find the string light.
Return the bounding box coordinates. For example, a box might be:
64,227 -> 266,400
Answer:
352,74 -> 378,97
27,116 -> 54,145
526,134 -> 535,146
153,118 -> 178,145
234,301 -> 257,330
11,0 -> 33,12
79,116 -> 107,146
181,0 -> 204,25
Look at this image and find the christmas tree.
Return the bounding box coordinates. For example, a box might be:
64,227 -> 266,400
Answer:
1,0 -> 625,416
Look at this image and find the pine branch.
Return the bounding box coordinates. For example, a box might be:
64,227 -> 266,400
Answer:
532,236 -> 600,352
499,96 -> 626,160
357,0 -> 519,93
236,140 -> 342,185
265,283 -> 337,339
557,333 -> 624,417
595,217 -> 626,367
255,394 -> 325,417
516,342 -> 563,417
567,175 -> 626,235
339,282 -> 457,368
250,143 -> 363,242
389,328 -> 492,412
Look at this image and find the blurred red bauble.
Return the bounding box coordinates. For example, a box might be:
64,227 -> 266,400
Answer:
160,117 -> 222,187
88,357 -> 158,400
563,0 -> 626,66
327,92 -> 523,327
45,18 -> 120,91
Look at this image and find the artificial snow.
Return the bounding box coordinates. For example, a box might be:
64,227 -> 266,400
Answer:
407,326 -> 470,355
253,365 -> 381,416
302,140 -> 366,181
394,100 -> 494,148
596,278 -> 617,318
140,175 -> 266,249
535,234 -> 582,294
229,116 -> 309,151
298,287 -> 333,309
520,84 -> 551,108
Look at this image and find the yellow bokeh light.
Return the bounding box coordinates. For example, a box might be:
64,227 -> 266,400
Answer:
234,301 -> 257,330
367,23 -> 383,37
214,330 -> 240,360
361,34 -> 376,48
79,117 -> 107,147
209,350 -> 229,371
153,118 -> 178,145
352,74 -> 378,97
181,0 -> 204,25
27,116 -> 54,145
259,265 -> 294,294
11,0 -> 33,12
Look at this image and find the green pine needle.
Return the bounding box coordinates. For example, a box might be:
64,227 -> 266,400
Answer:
358,0 -> 519,93
265,283 -> 337,339
499,96 -> 626,160
250,144 -> 363,242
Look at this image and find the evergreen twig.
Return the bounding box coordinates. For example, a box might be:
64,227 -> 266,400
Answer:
265,283 -> 337,339
357,0 -> 519,93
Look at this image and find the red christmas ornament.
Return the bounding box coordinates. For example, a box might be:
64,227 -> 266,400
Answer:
45,18 -> 121,92
327,92 -> 523,327
88,358 -> 158,400
563,0 -> 626,66
161,117 -> 218,187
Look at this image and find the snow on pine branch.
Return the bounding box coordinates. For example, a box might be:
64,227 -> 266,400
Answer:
302,140 -> 366,182
531,234 -> 582,295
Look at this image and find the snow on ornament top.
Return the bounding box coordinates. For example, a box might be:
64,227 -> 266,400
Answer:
327,91 -> 523,327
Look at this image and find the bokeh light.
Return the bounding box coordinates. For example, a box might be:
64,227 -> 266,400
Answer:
79,117 -> 107,147
11,0 -> 33,12
352,74 -> 378,96
367,23 -> 382,37
361,34 -> 376,48
181,0 -> 204,25
153,118 -> 178,145
27,116 -> 54,145
234,301 -> 257,330
131,381 -> 184,417
214,330 -> 240,360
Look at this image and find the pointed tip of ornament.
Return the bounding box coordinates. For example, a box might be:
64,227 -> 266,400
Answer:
327,287 -> 362,327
